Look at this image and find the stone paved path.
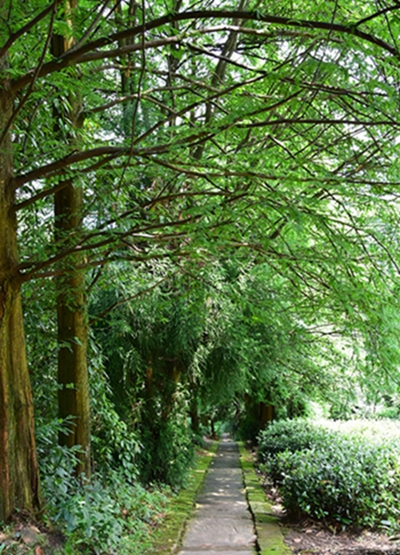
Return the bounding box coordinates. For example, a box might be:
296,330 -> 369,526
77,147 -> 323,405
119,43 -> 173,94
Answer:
178,439 -> 256,555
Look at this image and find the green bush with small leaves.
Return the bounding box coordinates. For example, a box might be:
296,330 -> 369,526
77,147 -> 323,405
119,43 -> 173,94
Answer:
39,445 -> 168,555
258,419 -> 400,528
137,400 -> 194,488
258,419 -> 334,459
37,416 -> 168,555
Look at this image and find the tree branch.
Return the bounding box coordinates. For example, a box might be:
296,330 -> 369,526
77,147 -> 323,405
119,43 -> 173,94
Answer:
89,270 -> 180,324
0,2 -> 58,148
0,1 -> 60,59
18,214 -> 201,278
354,4 -> 400,28
11,10 -> 400,92
238,118 -> 399,129
14,147 -> 126,187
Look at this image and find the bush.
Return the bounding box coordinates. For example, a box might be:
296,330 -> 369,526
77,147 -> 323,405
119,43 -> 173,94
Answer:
36,418 -> 168,554
40,451 -> 168,554
137,403 -> 194,488
258,419 -> 334,459
258,419 -> 400,528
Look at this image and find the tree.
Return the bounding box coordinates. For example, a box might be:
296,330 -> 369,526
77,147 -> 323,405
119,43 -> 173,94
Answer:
0,0 -> 42,518
51,0 -> 91,478
2,0 -> 400,520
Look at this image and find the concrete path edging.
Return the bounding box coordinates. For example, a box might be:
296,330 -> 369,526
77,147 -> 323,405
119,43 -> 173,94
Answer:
238,441 -> 291,555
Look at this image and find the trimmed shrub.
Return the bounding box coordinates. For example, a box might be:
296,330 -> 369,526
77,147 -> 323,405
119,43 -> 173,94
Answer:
258,419 -> 333,459
258,419 -> 400,528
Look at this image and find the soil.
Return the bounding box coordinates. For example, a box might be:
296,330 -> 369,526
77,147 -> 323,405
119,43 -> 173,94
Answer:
283,516 -> 400,555
0,514 -> 65,554
264,482 -> 400,555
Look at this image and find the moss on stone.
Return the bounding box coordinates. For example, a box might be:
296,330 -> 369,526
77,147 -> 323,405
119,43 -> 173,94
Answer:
238,442 -> 291,555
147,441 -> 218,555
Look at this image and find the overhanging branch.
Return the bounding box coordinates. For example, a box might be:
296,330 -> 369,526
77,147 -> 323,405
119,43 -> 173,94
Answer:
11,10 -> 400,92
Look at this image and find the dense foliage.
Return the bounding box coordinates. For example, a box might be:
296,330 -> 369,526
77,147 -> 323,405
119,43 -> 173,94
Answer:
259,420 -> 400,528
2,0 -> 400,551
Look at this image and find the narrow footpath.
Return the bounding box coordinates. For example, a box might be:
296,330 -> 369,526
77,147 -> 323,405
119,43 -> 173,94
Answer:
178,439 -> 257,555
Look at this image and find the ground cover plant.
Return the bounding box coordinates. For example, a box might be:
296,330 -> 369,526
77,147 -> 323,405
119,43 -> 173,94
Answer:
258,419 -> 400,529
37,434 -> 169,555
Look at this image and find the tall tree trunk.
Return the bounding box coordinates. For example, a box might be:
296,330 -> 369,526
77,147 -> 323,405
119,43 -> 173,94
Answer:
190,397 -> 200,434
55,184 -> 91,477
52,1 -> 91,477
0,56 -> 41,521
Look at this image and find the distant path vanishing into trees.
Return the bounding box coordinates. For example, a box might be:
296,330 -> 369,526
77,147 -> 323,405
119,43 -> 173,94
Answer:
178,439 -> 256,555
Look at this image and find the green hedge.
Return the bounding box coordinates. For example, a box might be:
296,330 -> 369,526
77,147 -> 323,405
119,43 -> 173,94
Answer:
258,419 -> 400,528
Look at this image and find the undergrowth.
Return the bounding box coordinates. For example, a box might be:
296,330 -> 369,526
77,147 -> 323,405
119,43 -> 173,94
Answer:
38,439 -> 168,554
30,350 -> 197,554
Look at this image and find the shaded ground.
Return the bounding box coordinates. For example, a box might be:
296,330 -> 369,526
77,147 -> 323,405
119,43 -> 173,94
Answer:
284,517 -> 399,555
0,519 -> 65,554
263,481 -> 400,555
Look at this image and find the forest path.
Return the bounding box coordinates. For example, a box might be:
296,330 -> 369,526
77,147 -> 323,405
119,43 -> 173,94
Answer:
177,439 -> 257,555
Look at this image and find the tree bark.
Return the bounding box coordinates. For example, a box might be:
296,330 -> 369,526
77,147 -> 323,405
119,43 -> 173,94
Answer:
260,401 -> 275,428
55,184 -> 91,477
190,398 -> 200,434
0,56 -> 41,521
116,0 -> 138,138
52,1 -> 91,478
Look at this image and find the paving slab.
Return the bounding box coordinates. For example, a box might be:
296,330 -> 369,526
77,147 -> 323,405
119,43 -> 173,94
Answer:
195,495 -> 251,509
177,439 -> 256,554
182,517 -> 255,548
195,501 -> 251,518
